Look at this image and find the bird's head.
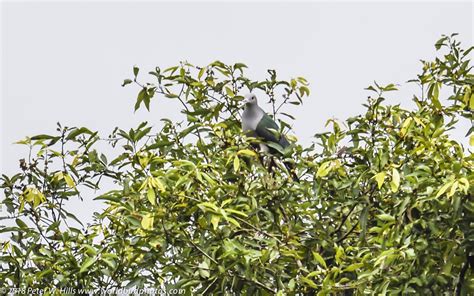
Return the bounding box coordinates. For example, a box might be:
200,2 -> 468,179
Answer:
242,93 -> 258,107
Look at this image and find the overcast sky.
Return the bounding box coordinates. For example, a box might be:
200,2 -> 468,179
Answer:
1,1 -> 472,225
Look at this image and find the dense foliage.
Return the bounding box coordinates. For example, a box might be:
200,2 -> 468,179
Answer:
1,35 -> 473,294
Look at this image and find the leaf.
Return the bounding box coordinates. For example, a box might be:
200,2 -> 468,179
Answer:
135,88 -> 150,112
198,202 -> 220,213
79,257 -> 97,273
32,190 -> 46,208
122,79 -> 133,87
64,173 -> 76,189
335,245 -> 344,264
225,86 -> 235,98
312,251 -> 327,268
374,172 -> 386,189
225,208 -> 248,217
225,216 -> 240,228
237,149 -> 257,157
133,66 -> 139,79
30,134 -> 57,141
233,156 -> 240,172
435,36 -> 448,49
102,257 -> 117,269
316,161 -> 332,178
448,181 -> 458,198
376,213 -> 395,222
344,263 -> 364,272
198,67 -> 206,80
300,276 -> 318,288
390,168 -> 400,192
141,214 -> 154,230
399,118 -> 413,137
198,261 -> 210,278
436,181 -> 454,198
66,127 -> 94,140
147,187 -> 156,205
266,142 -> 285,154
15,218 -> 28,229
211,214 -> 220,230
299,86 -> 310,97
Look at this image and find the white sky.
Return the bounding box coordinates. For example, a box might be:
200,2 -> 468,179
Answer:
1,1 -> 472,225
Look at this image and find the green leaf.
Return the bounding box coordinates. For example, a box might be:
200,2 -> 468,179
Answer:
79,257 -> 97,273
300,276 -> 318,288
312,251 -> 327,269
30,134 -> 57,141
122,79 -> 133,87
225,86 -> 235,98
376,213 -> 395,222
198,261 -> 210,278
344,263 -> 364,272
133,66 -> 139,79
15,218 -> 28,229
225,208 -> 248,217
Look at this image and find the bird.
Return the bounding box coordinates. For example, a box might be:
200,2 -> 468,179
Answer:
241,93 -> 298,181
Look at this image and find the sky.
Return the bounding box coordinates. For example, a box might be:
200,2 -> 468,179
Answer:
1,1 -> 472,225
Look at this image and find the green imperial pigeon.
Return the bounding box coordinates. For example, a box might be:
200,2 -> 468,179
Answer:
241,93 -> 298,180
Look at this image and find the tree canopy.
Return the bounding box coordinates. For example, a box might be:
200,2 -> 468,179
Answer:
1,34 -> 473,295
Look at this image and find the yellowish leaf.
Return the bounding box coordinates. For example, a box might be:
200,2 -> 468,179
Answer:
154,177 -> 166,192
147,187 -> 156,205
53,171 -> 64,182
390,168 -> 400,192
64,173 -> 76,189
436,180 -> 454,198
141,214 -> 154,230
233,156 -> 240,172
237,149 -> 257,157
448,181 -> 458,198
211,214 -> 220,230
374,172 -> 386,189
399,118 -> 413,137
316,161 -> 332,178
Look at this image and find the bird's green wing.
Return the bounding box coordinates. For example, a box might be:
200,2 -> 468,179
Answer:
255,113 -> 290,149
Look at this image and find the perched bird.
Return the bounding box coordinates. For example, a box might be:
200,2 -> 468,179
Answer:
241,93 -> 298,180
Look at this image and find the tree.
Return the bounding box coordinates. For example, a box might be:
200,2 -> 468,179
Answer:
0,34 -> 473,295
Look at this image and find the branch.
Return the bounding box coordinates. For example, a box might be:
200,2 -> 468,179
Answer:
331,202 -> 358,236
336,221 -> 359,244
183,229 -> 218,265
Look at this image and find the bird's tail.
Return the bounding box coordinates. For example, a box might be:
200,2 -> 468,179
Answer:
284,161 -> 299,182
